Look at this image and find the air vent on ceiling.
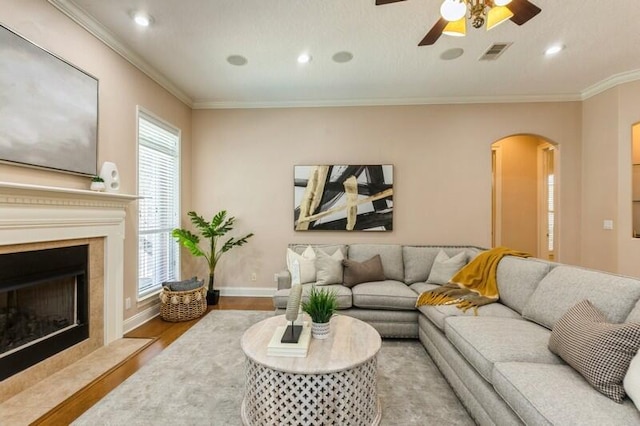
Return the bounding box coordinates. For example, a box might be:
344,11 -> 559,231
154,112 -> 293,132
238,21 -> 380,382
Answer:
479,42 -> 512,61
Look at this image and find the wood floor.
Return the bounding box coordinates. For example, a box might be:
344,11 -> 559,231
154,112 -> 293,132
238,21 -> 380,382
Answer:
33,297 -> 273,425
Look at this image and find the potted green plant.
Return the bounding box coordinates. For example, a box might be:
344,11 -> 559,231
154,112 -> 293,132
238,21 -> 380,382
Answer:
301,286 -> 338,339
172,210 -> 253,305
90,176 -> 105,191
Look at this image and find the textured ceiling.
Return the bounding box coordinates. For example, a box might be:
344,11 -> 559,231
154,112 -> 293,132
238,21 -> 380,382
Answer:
54,0 -> 640,108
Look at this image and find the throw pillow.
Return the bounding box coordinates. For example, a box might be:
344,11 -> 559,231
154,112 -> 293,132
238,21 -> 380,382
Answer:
342,255 -> 385,288
426,250 -> 467,285
315,249 -> 344,285
286,246 -> 316,284
624,351 -> 640,411
548,299 -> 640,403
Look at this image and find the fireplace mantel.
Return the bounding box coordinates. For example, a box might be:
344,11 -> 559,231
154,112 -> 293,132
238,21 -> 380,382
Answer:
0,181 -> 138,206
0,181 -> 138,344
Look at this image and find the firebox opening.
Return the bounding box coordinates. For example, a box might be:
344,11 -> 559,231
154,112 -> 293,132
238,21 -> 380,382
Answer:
0,245 -> 89,381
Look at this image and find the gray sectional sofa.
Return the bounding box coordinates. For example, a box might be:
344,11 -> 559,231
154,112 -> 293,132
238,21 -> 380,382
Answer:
272,243 -> 640,425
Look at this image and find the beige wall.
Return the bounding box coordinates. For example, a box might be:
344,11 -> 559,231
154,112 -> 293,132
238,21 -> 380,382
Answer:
190,103 -> 582,289
493,135 -> 542,255
0,0 -> 192,320
581,80 -> 640,277
581,88 -> 619,272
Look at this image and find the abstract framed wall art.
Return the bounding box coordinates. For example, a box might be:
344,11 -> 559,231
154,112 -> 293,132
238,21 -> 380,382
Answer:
294,165 -> 393,231
0,24 -> 98,176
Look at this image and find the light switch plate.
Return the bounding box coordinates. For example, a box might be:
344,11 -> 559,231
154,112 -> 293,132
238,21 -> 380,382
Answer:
603,219 -> 614,230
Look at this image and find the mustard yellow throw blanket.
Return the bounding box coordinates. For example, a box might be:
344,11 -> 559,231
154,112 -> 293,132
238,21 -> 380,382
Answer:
416,247 -> 530,314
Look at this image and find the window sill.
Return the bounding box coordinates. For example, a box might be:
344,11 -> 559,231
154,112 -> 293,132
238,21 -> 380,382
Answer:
137,288 -> 162,304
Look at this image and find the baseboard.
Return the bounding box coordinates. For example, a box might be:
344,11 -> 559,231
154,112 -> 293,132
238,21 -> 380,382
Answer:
123,304 -> 159,334
122,288 -> 272,333
218,286 -> 276,298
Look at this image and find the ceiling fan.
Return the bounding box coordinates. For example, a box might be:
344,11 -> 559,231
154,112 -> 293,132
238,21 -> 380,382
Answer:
375,0 -> 541,46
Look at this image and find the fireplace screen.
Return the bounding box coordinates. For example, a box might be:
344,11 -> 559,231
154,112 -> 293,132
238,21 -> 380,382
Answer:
1,276 -> 77,356
0,245 -> 89,380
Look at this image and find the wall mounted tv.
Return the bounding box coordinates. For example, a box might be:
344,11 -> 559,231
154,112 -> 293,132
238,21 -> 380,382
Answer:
0,24 -> 98,176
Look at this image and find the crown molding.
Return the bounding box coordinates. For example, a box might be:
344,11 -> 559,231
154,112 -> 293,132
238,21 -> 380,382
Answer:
46,0 -> 640,111
192,93 -> 582,110
47,0 -> 193,107
580,69 -> 640,101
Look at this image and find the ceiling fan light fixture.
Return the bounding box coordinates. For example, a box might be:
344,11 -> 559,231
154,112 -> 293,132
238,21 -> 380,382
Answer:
440,0 -> 467,22
493,0 -> 512,6
442,18 -> 467,37
486,6 -> 514,31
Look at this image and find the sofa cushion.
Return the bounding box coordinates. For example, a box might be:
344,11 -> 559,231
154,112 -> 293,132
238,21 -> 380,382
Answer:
348,244 -> 404,282
409,282 -> 440,295
444,317 -> 563,383
426,250 -> 467,285
496,256 -> 553,314
418,302 -> 522,331
273,283 -> 352,310
402,246 -> 480,285
351,280 -> 418,310
522,266 -> 640,329
403,246 -> 439,284
625,351 -> 640,411
343,255 -> 385,287
548,300 -> 640,402
627,299 -> 640,323
315,248 -> 344,285
493,362 -> 640,426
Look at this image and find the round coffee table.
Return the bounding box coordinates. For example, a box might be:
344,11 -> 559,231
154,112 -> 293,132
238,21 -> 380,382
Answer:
241,314 -> 382,426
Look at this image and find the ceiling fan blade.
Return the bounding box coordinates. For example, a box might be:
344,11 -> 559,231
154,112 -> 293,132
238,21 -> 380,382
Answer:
507,0 -> 542,26
418,18 -> 447,46
375,0 -> 407,5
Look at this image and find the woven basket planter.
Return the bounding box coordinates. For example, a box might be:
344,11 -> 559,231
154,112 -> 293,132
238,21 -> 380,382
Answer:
159,285 -> 207,322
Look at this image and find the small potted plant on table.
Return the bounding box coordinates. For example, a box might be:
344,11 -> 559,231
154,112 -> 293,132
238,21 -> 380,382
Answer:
90,176 -> 105,191
172,210 -> 253,305
302,286 -> 338,339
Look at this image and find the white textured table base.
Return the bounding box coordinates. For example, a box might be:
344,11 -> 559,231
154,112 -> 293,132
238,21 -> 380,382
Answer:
241,356 -> 381,426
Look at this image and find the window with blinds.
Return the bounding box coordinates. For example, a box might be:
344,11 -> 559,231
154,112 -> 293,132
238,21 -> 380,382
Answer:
137,110 -> 180,298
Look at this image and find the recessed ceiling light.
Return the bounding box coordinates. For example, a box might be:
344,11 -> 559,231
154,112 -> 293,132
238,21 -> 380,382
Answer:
297,53 -> 312,64
227,55 -> 248,66
332,51 -> 354,63
132,11 -> 153,27
440,48 -> 464,60
545,44 -> 564,56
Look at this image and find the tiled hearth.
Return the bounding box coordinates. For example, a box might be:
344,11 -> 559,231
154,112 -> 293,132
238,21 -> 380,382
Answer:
0,181 -> 137,401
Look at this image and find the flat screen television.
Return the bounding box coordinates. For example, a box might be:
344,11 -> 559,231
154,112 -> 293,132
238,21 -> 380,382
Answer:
0,24 -> 98,176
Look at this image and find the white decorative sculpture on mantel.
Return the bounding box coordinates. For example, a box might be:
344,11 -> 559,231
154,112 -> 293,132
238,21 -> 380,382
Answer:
99,161 -> 120,193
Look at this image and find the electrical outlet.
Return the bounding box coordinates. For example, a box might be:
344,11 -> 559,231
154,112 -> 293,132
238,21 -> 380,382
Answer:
603,219 -> 614,230
125,297 -> 131,310
251,272 -> 257,281
273,273 -> 279,282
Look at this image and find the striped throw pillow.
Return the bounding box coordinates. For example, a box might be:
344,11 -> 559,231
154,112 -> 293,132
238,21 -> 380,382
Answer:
548,299 -> 640,403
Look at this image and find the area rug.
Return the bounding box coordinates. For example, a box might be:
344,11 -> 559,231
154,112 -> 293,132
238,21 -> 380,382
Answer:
73,311 -> 473,425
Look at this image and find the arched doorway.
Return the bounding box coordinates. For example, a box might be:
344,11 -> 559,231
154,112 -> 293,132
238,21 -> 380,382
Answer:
492,135 -> 557,260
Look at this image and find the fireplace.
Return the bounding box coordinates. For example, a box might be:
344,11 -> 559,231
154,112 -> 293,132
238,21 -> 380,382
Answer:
0,181 -> 135,401
0,245 -> 89,381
